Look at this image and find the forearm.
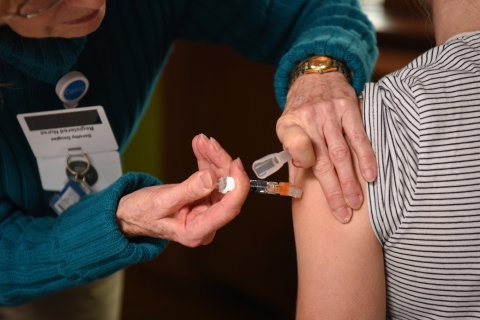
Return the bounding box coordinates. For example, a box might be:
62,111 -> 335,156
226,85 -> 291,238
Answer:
292,167 -> 385,318
274,1 -> 378,108
176,0 -> 377,98
0,172 -> 167,306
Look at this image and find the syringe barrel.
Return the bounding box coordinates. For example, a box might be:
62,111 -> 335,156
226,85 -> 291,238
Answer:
249,180 -> 269,194
249,180 -> 302,198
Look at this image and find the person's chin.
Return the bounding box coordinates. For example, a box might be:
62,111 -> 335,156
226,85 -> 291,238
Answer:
57,22 -> 102,38
57,10 -> 105,38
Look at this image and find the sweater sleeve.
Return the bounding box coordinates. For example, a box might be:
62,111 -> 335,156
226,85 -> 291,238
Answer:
0,172 -> 168,306
174,0 -> 378,108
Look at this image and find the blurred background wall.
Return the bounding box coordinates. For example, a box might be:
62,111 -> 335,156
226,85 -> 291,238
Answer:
121,0 -> 433,319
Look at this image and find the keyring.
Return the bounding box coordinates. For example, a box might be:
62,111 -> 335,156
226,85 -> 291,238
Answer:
66,152 -> 91,178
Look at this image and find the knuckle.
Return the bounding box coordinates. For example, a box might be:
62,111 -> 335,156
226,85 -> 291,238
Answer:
356,152 -> 372,165
341,177 -> 358,190
280,105 -> 312,122
336,96 -> 356,107
182,231 -> 216,248
324,189 -> 344,204
322,122 -> 337,135
283,132 -> 311,151
182,183 -> 198,201
276,114 -> 297,133
295,103 -> 318,120
152,196 -> 169,211
349,129 -> 368,145
284,102 -> 320,121
179,234 -> 203,248
186,239 -> 203,248
313,157 -> 333,175
329,145 -> 350,162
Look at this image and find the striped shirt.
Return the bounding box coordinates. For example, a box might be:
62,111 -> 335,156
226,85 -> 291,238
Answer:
363,31 -> 480,319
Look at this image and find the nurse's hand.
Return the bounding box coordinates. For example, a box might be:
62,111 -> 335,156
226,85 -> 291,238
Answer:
277,72 -> 377,224
116,134 -> 250,247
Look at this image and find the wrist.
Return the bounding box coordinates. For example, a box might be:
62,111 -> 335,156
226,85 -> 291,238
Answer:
289,56 -> 352,89
116,193 -> 138,238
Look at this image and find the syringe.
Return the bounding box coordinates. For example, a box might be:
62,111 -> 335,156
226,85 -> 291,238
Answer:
217,176 -> 302,198
249,180 -> 303,198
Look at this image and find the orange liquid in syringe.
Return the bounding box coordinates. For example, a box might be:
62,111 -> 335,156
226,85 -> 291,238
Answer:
278,182 -> 291,196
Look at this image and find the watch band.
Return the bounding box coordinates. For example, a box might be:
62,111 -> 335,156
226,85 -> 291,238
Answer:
289,56 -> 352,88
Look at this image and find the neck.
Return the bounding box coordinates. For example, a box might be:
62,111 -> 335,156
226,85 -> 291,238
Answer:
433,0 -> 480,45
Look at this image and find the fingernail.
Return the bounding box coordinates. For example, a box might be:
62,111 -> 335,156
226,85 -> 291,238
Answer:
200,172 -> 212,189
334,207 -> 351,223
363,168 -> 376,182
236,157 -> 245,171
199,133 -> 208,145
346,194 -> 362,210
210,137 -> 222,151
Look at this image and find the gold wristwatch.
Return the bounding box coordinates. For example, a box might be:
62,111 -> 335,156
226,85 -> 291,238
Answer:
289,56 -> 352,88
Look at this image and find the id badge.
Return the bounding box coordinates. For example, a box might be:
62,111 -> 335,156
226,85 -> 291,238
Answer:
17,106 -> 122,193
50,179 -> 91,215
17,73 -> 122,214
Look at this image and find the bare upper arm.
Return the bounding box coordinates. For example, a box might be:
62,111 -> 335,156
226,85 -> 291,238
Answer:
292,98 -> 386,319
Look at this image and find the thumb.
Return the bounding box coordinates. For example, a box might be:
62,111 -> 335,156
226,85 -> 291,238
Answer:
169,169 -> 215,211
277,122 -> 315,169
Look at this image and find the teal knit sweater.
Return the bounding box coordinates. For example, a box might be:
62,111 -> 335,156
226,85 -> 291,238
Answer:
0,0 -> 377,305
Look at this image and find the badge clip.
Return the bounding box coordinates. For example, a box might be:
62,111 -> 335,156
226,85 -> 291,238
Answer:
55,71 -> 89,109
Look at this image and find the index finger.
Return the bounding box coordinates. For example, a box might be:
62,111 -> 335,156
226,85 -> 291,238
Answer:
192,134 -> 232,177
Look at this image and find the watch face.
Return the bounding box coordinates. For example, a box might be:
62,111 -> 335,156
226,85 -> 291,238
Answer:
309,56 -> 332,70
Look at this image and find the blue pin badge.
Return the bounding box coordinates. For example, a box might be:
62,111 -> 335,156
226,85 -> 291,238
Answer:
55,71 -> 89,109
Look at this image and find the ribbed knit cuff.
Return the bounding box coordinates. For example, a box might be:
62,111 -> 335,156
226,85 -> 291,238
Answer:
274,6 -> 378,109
51,172 -> 168,282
